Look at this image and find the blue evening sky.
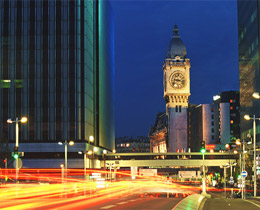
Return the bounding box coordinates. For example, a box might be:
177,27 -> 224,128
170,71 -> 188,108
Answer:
111,0 -> 239,138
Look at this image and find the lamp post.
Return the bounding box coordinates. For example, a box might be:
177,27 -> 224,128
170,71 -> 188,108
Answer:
58,140 -> 74,170
78,151 -> 87,180
7,117 -> 28,182
87,150 -> 93,168
244,114 -> 260,197
93,147 -> 98,169
103,150 -> 107,170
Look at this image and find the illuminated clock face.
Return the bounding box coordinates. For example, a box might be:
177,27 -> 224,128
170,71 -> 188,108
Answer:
170,72 -> 186,89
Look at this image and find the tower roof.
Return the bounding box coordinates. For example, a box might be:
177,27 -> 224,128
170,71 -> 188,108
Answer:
166,25 -> 187,59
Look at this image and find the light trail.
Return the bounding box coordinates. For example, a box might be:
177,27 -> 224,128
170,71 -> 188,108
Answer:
0,168 -> 197,209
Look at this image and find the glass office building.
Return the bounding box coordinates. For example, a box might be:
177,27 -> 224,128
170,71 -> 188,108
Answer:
237,0 -> 260,140
0,0 -> 114,151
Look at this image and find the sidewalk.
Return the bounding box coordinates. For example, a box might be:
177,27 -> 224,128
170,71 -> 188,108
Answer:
201,198 -> 260,210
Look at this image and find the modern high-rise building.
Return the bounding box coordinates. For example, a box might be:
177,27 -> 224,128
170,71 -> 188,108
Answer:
0,0 -> 114,167
237,0 -> 260,140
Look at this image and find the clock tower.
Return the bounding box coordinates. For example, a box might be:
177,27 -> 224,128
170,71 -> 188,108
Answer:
163,25 -> 190,152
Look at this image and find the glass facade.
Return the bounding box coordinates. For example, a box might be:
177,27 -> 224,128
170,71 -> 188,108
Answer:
237,0 -> 260,140
0,0 -> 114,150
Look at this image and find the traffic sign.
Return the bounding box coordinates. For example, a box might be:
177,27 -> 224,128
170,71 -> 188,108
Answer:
241,171 -> 247,178
230,179 -> 234,184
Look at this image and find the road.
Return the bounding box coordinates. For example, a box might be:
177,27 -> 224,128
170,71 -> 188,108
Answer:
33,194 -> 184,210
0,169 -> 196,210
86,194 -> 183,210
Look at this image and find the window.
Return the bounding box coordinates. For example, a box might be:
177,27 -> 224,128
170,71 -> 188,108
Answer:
211,128 -> 214,133
230,120 -> 233,124
212,135 -> 214,140
175,106 -> 181,112
230,99 -> 233,103
211,115 -> 214,119
230,106 -> 233,110
211,121 -> 214,126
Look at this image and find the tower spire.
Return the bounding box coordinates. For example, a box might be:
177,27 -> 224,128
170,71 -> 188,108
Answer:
172,24 -> 180,37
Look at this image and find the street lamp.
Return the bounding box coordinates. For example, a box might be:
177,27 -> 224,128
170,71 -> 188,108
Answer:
87,150 -> 93,168
93,147 -> 98,168
78,151 -> 87,180
244,114 -> 260,197
103,150 -> 107,170
58,140 -> 74,170
7,117 -> 28,182
252,92 -> 260,99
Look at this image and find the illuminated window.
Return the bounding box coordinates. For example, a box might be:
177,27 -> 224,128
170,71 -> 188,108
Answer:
230,106 -> 233,110
230,99 -> 233,103
230,120 -> 233,124
0,80 -> 11,88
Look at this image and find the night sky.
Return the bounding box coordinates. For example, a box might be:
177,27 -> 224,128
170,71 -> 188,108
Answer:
111,0 -> 239,138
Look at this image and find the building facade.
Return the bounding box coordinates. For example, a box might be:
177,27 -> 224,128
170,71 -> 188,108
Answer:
213,91 -> 240,143
0,0 -> 114,167
237,0 -> 260,140
188,91 -> 240,152
115,136 -> 150,153
149,112 -> 167,153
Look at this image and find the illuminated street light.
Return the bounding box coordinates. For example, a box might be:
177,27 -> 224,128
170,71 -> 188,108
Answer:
68,141 -> 74,146
244,114 -> 260,197
103,150 -> 107,170
252,92 -> 260,99
58,140 -> 74,170
244,114 -> 250,120
236,139 -> 241,145
6,117 -> 28,182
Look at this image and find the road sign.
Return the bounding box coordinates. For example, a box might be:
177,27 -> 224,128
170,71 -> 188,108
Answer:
206,144 -> 216,150
241,170 -> 247,178
230,179 -> 234,184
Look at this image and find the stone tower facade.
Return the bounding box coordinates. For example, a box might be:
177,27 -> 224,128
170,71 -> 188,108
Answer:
163,25 -> 190,152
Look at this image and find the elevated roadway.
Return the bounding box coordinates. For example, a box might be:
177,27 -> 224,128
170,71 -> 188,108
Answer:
104,152 -> 238,168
